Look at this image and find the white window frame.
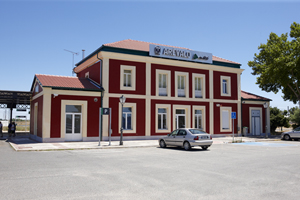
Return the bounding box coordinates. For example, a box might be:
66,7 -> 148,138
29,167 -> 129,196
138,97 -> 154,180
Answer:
175,71 -> 189,98
155,104 -> 171,133
61,100 -> 88,139
192,106 -> 206,131
85,72 -> 89,78
173,105 -> 191,130
118,103 -> 136,133
220,106 -> 232,132
156,70 -> 171,97
220,76 -> 231,96
192,73 -> 206,99
120,65 -> 136,91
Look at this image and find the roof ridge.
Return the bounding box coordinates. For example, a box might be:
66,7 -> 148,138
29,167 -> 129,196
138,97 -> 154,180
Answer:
241,90 -> 271,101
36,74 -> 78,78
104,39 -> 191,50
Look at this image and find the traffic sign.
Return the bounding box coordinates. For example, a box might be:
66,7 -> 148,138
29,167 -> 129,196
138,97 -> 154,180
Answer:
102,108 -> 110,115
231,112 -> 236,119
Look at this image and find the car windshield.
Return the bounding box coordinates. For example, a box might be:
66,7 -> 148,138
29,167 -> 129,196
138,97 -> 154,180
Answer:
189,129 -> 207,134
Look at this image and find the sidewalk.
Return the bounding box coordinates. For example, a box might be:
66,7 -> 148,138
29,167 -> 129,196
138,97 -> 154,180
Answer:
1,134 -> 282,152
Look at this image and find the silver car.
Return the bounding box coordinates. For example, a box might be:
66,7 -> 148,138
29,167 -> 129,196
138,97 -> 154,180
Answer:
158,128 -> 213,150
281,127 -> 300,140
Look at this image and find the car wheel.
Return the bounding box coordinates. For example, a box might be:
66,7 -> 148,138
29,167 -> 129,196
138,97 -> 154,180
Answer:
183,141 -> 191,150
284,134 -> 291,140
202,146 -> 208,150
159,140 -> 166,148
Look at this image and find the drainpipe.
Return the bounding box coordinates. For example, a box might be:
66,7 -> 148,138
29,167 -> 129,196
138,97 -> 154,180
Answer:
241,99 -> 243,136
97,52 -> 104,141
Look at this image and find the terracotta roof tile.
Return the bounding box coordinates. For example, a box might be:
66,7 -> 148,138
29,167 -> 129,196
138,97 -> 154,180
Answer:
241,90 -> 272,101
104,39 -> 240,65
35,74 -> 101,91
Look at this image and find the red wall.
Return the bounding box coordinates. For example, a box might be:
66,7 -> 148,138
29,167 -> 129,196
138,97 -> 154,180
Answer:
213,71 -> 238,100
151,63 -> 210,98
30,95 -> 43,138
242,104 -> 266,133
213,102 -> 238,134
50,95 -> 101,138
150,100 -> 210,135
109,97 -> 146,137
109,59 -> 146,95
77,61 -> 101,84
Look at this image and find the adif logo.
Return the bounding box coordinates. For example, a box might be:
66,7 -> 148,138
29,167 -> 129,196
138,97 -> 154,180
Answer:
154,46 -> 161,55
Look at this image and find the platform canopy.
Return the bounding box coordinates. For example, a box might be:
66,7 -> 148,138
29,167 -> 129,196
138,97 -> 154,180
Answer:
0,90 -> 31,110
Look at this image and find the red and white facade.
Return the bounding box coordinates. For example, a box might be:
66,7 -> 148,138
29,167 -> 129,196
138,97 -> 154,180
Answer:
30,39 -> 271,142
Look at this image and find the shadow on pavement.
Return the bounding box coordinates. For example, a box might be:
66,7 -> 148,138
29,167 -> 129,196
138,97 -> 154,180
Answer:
156,146 -> 210,152
6,137 -> 38,145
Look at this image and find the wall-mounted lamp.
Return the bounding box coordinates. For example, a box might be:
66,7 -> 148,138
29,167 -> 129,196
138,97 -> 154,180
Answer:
53,94 -> 59,98
216,104 -> 221,107
242,101 -> 245,104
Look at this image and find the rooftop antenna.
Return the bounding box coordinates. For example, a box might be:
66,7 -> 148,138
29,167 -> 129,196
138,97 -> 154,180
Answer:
64,49 -> 78,76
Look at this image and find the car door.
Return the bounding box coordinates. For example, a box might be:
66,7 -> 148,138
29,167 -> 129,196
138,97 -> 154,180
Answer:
174,129 -> 187,146
165,130 -> 178,146
292,127 -> 300,138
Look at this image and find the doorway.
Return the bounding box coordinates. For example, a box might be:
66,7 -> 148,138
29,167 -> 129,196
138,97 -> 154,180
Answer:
175,109 -> 186,129
251,110 -> 261,136
65,105 -> 82,141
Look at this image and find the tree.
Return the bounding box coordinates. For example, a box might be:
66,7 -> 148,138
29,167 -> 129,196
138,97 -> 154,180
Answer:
248,22 -> 300,107
270,107 -> 290,133
290,107 -> 300,128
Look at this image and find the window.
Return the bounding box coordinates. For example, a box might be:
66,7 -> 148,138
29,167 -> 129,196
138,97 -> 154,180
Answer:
175,72 -> 189,98
192,106 -> 206,131
118,103 -> 136,133
177,130 -> 187,136
159,74 -> 167,96
122,107 -> 132,130
120,65 -> 136,91
156,70 -> 171,97
178,75 -> 185,97
35,84 -> 39,93
155,104 -> 171,133
195,110 -> 202,129
220,107 -> 232,132
158,108 -> 167,130
222,79 -> 228,94
220,76 -> 231,96
192,73 -> 206,99
195,77 -> 202,98
123,70 -> 131,87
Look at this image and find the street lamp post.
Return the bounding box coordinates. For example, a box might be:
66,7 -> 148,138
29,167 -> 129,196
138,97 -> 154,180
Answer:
263,102 -> 268,138
119,95 -> 126,145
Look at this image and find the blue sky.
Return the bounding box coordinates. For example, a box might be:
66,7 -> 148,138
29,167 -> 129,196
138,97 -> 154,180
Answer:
0,0 -> 299,119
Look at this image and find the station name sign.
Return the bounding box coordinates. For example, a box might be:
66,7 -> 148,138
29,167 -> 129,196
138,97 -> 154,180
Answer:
149,44 -> 212,64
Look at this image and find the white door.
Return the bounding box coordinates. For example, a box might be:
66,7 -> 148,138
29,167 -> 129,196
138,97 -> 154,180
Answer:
65,105 -> 82,142
251,110 -> 261,136
175,109 -> 186,129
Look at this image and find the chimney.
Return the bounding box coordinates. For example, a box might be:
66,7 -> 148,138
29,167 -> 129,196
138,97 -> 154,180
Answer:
82,49 -> 85,59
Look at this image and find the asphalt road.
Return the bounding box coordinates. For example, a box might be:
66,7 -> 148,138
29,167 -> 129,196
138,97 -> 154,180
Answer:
1,139 -> 300,200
